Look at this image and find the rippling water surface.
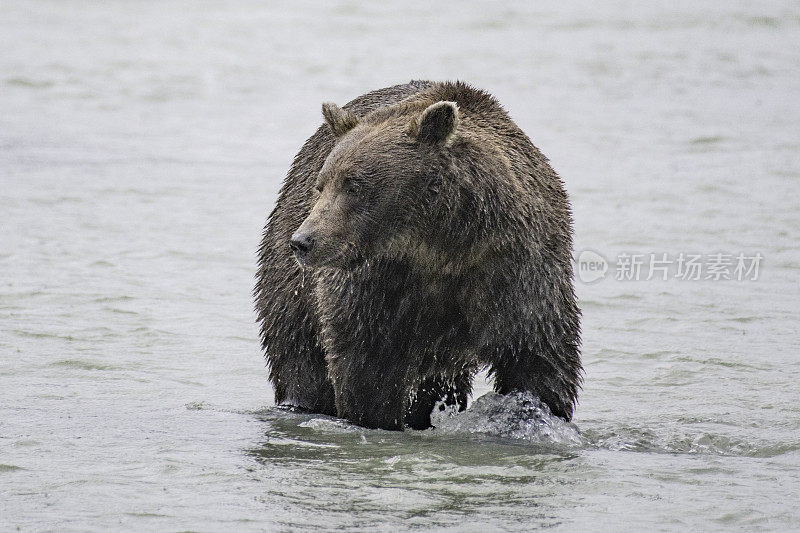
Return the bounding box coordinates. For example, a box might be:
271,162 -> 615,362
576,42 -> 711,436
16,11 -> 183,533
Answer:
2,1 -> 799,531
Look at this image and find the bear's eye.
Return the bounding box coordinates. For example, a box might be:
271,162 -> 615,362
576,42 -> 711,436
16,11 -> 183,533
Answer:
343,177 -> 362,195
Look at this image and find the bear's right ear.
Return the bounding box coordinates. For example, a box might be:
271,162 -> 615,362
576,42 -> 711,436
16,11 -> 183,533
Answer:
408,101 -> 459,146
322,102 -> 358,137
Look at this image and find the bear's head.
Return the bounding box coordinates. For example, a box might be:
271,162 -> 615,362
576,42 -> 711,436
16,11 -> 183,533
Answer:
289,99 -> 459,269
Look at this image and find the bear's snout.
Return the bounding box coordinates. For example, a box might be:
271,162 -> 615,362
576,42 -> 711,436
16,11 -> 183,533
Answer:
289,231 -> 314,262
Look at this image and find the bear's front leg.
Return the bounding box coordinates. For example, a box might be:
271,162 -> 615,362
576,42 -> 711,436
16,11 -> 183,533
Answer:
489,341 -> 580,422
326,352 -> 410,430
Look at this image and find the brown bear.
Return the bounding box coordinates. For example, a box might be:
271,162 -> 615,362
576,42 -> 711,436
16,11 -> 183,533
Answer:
255,80 -> 581,431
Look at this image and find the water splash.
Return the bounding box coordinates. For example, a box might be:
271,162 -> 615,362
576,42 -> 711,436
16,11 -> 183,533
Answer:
430,391 -> 583,446
298,417 -> 360,434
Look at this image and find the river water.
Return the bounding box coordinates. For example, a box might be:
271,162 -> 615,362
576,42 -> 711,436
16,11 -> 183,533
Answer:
2,1 -> 799,531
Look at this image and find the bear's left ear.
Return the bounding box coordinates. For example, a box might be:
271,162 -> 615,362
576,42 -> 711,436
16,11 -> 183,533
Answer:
409,101 -> 459,146
322,102 -> 359,137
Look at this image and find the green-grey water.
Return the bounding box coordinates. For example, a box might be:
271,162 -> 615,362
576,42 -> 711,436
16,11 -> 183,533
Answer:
2,1 -> 799,531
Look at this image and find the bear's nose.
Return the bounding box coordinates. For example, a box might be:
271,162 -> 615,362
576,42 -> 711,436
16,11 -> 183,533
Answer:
289,232 -> 314,257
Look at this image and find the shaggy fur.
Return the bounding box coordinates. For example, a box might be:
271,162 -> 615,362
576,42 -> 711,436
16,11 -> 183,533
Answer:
255,81 -> 582,430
